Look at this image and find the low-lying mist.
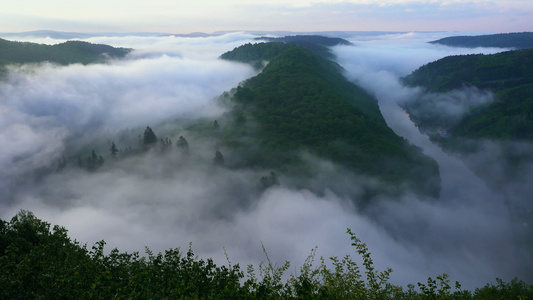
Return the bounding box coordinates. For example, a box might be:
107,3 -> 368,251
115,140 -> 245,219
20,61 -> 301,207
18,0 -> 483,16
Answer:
0,31 -> 530,290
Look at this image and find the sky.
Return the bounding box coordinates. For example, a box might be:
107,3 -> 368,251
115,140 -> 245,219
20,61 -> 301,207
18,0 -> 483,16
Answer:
1,0 -> 532,34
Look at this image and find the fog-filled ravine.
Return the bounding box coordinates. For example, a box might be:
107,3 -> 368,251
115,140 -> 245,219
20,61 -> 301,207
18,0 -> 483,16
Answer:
0,31 -> 530,290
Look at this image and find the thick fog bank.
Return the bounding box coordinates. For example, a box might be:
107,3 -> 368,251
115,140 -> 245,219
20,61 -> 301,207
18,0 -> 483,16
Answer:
333,32 -> 532,286
0,32 -> 530,290
0,33 -> 257,202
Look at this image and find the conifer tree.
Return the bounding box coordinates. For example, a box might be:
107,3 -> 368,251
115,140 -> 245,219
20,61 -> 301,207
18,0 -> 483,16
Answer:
110,142 -> 119,158
176,136 -> 189,155
143,126 -> 157,145
213,150 -> 224,166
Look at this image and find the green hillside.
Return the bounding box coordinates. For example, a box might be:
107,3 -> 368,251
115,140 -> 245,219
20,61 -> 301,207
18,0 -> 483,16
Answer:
402,49 -> 533,140
220,43 -> 440,198
255,35 -> 352,47
0,38 -> 131,69
401,49 -> 533,245
254,35 -> 352,59
430,32 -> 533,49
219,42 -> 291,69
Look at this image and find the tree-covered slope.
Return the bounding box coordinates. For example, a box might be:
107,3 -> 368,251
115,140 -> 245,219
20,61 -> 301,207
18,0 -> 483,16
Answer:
430,32 -> 533,49
220,43 -> 440,198
402,49 -> 533,140
255,35 -> 352,47
397,49 -> 533,253
255,35 -> 352,59
219,42 -> 291,68
0,38 -> 131,68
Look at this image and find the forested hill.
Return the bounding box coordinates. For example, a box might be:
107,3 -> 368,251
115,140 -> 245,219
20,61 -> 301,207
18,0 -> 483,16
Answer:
220,43 -> 440,198
220,35 -> 350,63
219,42 -> 291,68
402,49 -> 533,140
254,35 -> 351,59
219,35 -> 351,65
430,32 -> 533,49
255,35 -> 352,47
401,48 -> 533,243
0,38 -> 131,68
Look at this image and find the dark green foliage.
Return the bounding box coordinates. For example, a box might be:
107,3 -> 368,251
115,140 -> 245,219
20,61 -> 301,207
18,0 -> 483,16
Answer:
0,38 -> 131,69
452,83 -> 533,140
254,35 -> 352,59
2,211 -> 531,299
402,49 -> 533,141
159,137 -> 172,152
401,49 -> 533,243
85,149 -> 104,171
213,120 -> 220,130
214,150 -> 225,166
474,278 -> 533,300
430,32 -> 533,49
220,42 -> 291,68
255,35 -> 352,47
142,126 -> 158,146
0,211 -> 245,299
109,142 -> 119,158
176,135 -> 190,155
0,211 -> 97,299
259,171 -> 279,189
222,43 -> 440,198
402,49 -> 533,93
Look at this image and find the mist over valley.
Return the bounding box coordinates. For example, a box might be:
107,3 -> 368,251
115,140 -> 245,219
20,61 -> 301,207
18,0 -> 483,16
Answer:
1,30 -> 532,295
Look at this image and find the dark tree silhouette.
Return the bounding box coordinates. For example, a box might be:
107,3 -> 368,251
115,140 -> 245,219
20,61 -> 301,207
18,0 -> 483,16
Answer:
159,137 -> 172,152
143,126 -> 157,145
86,150 -> 104,171
176,136 -> 189,155
213,150 -> 224,166
109,142 -> 119,158
260,171 -> 279,189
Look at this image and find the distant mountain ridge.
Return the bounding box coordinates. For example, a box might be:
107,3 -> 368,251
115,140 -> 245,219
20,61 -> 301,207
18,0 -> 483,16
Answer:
0,38 -> 131,68
430,32 -> 533,49
0,30 -> 212,39
254,35 -> 352,59
255,35 -> 352,46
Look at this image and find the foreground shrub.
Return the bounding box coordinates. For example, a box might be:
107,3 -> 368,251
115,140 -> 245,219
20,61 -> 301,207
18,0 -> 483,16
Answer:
1,210 -> 532,299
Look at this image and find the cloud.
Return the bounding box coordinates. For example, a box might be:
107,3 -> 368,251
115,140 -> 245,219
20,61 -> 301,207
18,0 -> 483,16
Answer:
0,33 -> 257,201
330,31 -> 532,286
0,31 -> 531,292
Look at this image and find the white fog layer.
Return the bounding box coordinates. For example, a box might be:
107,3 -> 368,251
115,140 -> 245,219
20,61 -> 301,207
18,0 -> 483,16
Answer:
0,32 -> 530,290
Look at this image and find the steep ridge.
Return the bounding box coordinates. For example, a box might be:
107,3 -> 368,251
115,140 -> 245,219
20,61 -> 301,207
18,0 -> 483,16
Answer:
220,43 -> 441,199
402,48 -> 533,248
402,49 -> 533,141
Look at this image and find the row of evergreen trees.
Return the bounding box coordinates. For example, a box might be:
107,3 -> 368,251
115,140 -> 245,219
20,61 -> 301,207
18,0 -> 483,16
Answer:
73,123 -> 225,171
62,122 -> 285,191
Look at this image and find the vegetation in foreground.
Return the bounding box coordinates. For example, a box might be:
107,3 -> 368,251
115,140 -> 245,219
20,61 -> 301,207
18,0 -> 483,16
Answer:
1,210 -> 531,299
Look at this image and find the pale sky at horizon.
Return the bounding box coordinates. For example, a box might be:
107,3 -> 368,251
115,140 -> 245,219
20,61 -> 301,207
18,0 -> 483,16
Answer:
0,0 -> 532,34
